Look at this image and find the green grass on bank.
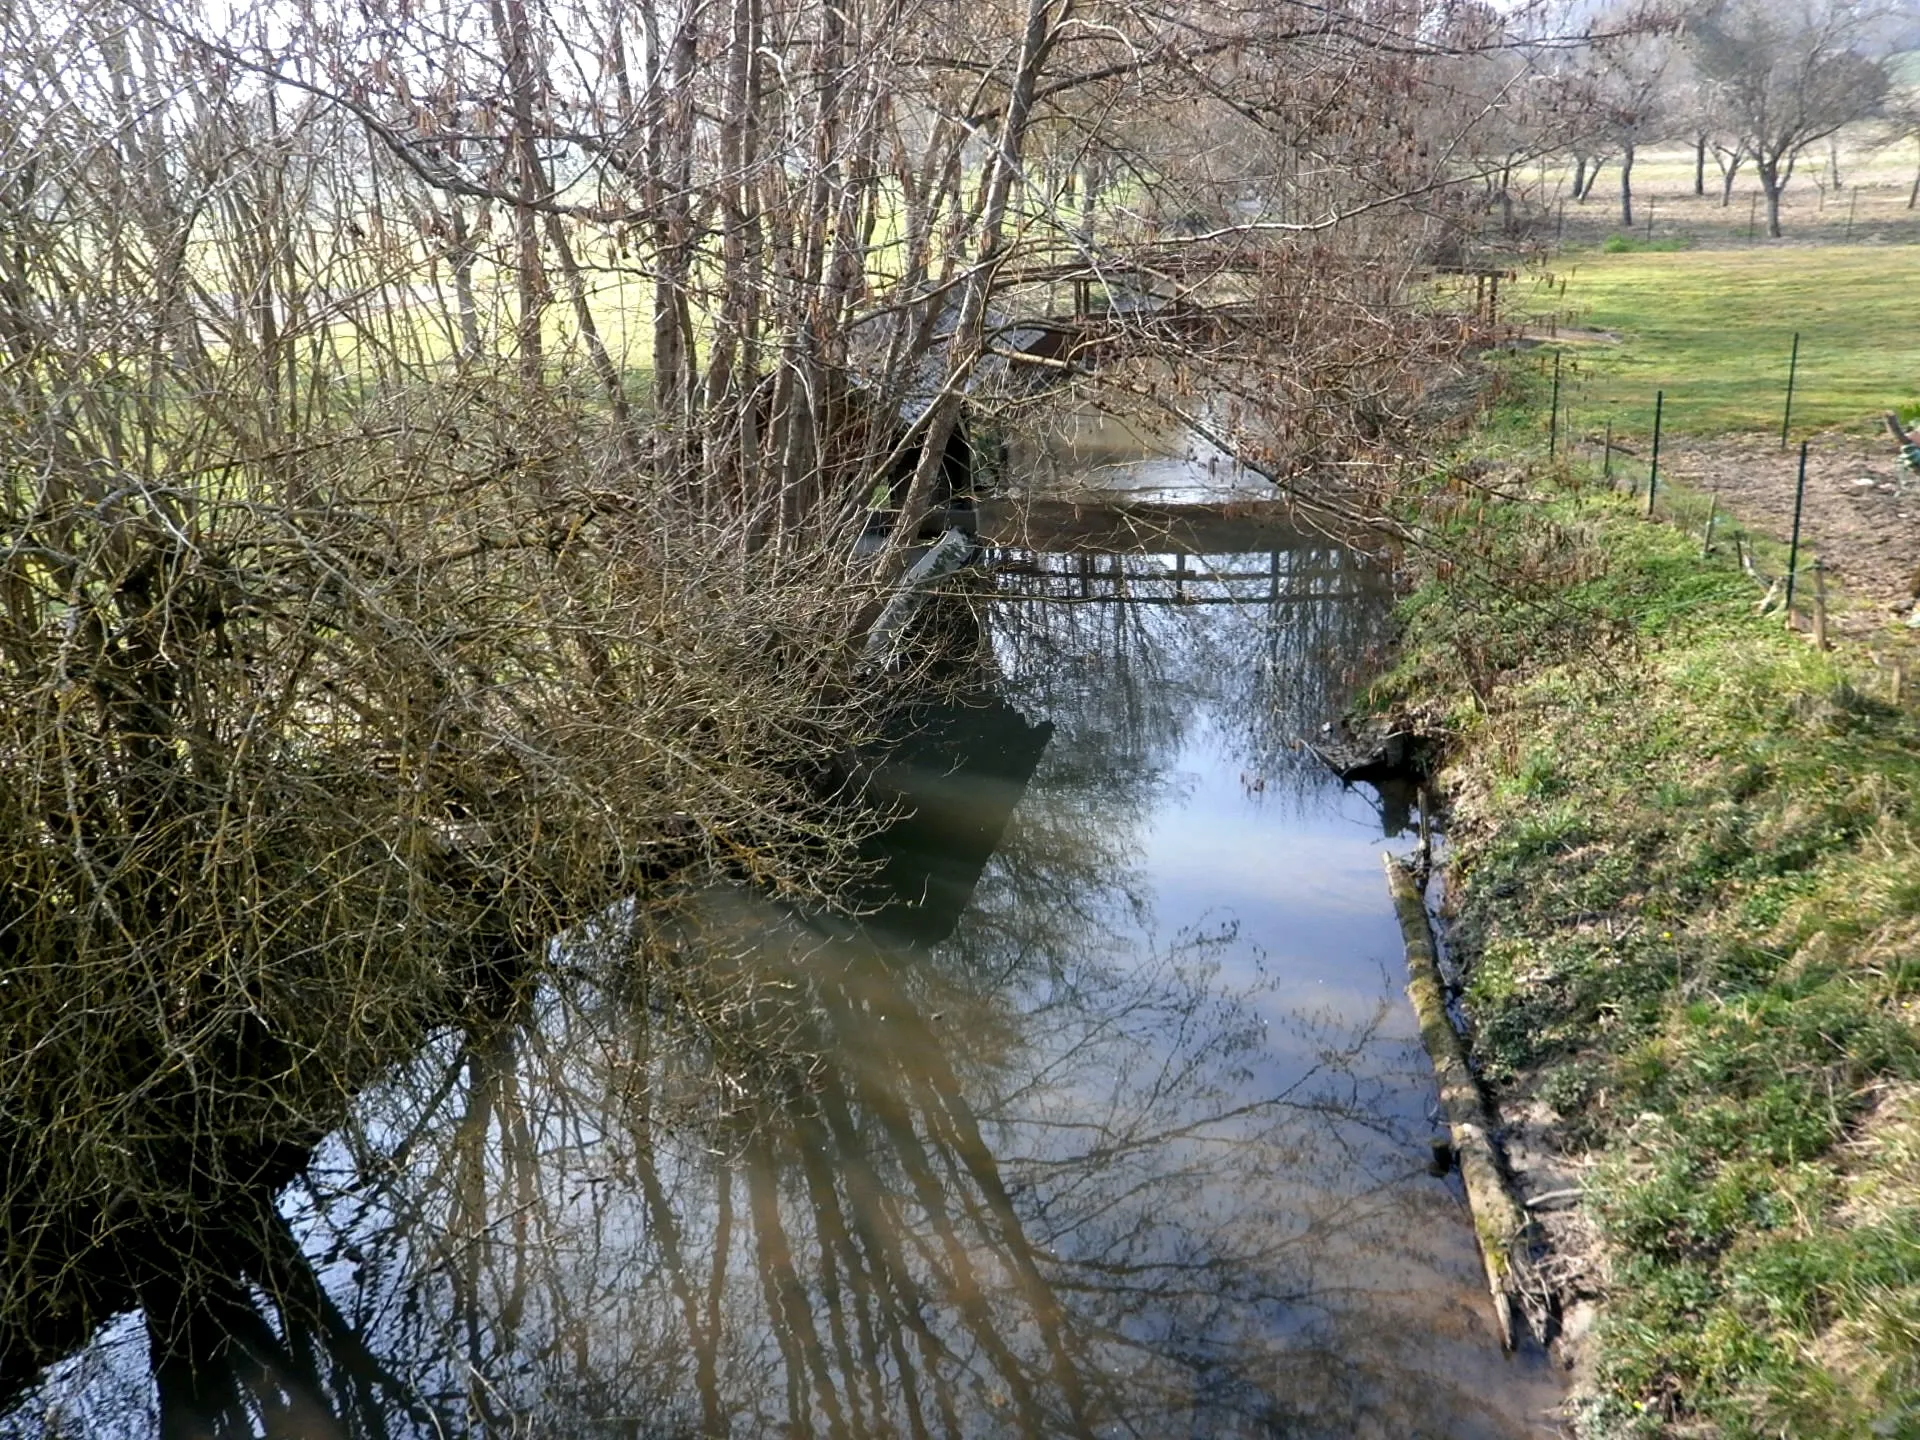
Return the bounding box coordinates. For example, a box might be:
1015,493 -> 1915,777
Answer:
1523,248 -> 1920,438
1376,414 -> 1920,1436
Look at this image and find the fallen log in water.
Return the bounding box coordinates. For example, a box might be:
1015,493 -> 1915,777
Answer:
1383,852 -> 1530,1352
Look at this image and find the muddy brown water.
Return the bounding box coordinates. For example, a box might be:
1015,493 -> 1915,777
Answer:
1,423 -> 1567,1439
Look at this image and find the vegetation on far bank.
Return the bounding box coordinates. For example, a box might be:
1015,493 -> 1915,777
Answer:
1374,378 -> 1920,1434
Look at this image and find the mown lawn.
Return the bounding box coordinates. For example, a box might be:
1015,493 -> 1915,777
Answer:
1521,248 -> 1920,438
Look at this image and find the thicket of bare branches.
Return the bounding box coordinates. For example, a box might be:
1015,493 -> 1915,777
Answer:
0,0 -> 896,1357
106,0 -> 1580,515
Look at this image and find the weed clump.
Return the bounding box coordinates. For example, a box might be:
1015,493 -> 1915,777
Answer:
1600,233 -> 1695,255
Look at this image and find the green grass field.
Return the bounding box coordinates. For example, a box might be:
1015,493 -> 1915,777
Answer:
1520,249 -> 1920,438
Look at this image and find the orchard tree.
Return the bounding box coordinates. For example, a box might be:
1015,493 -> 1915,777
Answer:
1884,68 -> 1920,206
1686,0 -> 1891,236
1590,27 -> 1678,227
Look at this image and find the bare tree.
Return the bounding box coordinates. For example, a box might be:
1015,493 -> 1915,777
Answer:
1690,68 -> 1756,203
1686,0 -> 1891,236
1592,27 -> 1678,228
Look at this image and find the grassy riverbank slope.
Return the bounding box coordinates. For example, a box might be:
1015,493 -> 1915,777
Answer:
1376,429 -> 1920,1434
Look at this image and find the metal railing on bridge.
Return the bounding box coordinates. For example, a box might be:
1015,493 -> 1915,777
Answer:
980,547 -> 1373,608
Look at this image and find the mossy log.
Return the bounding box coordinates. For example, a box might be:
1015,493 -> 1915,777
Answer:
1383,852 -> 1529,1352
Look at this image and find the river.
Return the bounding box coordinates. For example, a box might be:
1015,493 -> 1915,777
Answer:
0,414 -> 1566,1439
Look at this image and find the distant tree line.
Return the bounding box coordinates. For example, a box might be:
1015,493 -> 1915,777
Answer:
1547,0 -> 1905,237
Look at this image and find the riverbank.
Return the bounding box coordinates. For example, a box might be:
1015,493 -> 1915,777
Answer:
1371,434 -> 1920,1434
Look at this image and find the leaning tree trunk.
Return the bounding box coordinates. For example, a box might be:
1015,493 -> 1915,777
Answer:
447,202 -> 483,360
1579,158 -> 1605,201
887,0 -> 1065,577
492,0 -> 547,388
636,3 -> 702,499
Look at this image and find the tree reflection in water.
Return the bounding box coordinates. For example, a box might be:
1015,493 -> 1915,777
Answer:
1,540 -> 1562,1439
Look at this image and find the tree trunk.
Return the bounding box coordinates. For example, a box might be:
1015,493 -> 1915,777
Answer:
492,0 -> 547,387
1619,141 -> 1635,230
703,0 -> 763,430
545,211 -> 640,462
1694,134 -> 1706,196
448,202 -> 482,360
640,4 -> 701,492
1759,159 -> 1784,238
1571,154 -> 1586,201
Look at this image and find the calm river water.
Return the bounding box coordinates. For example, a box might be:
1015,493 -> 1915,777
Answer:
1,421 -> 1566,1439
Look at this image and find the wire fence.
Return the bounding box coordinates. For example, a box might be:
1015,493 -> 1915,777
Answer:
1522,340 -> 1920,704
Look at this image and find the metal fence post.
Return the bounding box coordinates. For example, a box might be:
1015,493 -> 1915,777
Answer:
1781,332 -> 1800,449
1647,391 -> 1664,517
1549,351 -> 1561,459
1785,440 -> 1809,611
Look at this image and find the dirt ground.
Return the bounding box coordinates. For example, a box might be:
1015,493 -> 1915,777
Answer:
1651,431 -> 1920,638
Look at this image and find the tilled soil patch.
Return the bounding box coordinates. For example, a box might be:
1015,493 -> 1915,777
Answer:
1651,432 -> 1920,636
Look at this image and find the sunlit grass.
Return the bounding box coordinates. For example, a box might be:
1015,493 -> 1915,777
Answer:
1525,247 -> 1920,437
1378,412 -> 1920,1435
